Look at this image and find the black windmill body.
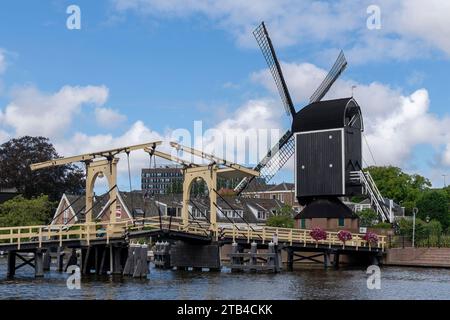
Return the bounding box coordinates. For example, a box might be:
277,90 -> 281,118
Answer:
235,22 -> 364,215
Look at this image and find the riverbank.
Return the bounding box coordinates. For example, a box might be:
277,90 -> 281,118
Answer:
385,248 -> 450,268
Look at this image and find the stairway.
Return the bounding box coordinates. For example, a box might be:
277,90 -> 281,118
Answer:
350,170 -> 392,222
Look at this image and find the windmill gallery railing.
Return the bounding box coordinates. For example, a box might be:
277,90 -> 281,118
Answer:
0,217 -> 386,252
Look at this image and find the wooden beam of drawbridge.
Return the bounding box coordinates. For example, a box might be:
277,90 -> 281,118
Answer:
30,141 -> 162,171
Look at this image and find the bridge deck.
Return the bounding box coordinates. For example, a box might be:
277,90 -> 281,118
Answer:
0,217 -> 386,252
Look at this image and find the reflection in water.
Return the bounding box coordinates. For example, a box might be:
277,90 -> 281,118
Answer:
0,257 -> 449,300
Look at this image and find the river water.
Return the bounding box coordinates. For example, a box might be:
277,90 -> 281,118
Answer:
0,256 -> 448,300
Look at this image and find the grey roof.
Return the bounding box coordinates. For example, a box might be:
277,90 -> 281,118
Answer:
60,191 -> 289,224
267,182 -> 295,192
64,193 -> 109,222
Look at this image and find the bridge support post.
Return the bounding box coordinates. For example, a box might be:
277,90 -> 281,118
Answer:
287,247 -> 294,271
333,252 -> 340,269
35,250 -> 44,278
66,248 -> 78,272
370,253 -> 380,266
154,241 -> 171,269
324,251 -> 332,269
112,245 -> 126,275
7,251 -> 16,278
43,250 -> 51,271
275,245 -> 282,272
250,242 -> 257,272
230,242 -> 242,272
57,247 -> 65,272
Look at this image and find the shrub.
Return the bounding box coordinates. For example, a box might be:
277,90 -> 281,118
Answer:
372,222 -> 392,229
357,208 -> 378,227
266,214 -> 294,228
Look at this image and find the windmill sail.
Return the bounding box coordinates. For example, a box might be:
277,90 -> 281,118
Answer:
309,50 -> 347,103
253,22 -> 296,118
235,130 -> 294,194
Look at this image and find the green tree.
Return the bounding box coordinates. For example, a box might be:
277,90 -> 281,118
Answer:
416,190 -> 449,230
357,208 -> 378,227
366,166 -> 431,213
266,205 -> 294,228
266,215 -> 295,228
0,136 -> 85,201
167,180 -> 183,194
0,195 -> 56,227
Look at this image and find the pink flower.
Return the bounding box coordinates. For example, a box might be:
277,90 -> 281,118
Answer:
310,227 -> 327,241
338,230 -> 352,243
363,232 -> 379,244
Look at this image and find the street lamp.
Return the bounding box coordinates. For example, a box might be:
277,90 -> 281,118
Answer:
443,174 -> 447,188
412,207 -> 419,248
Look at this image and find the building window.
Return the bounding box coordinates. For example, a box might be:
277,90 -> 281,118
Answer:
301,218 -> 306,229
257,211 -> 267,220
63,209 -> 69,224
338,217 -> 345,227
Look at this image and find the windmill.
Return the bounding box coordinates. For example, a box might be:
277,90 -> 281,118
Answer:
235,22 -> 349,195
234,22 -> 395,222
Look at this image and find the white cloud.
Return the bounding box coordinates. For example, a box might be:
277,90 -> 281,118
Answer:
95,107 -> 127,128
252,60 -> 450,171
0,49 -> 6,75
201,98 -> 284,164
0,85 -> 109,138
111,0 -> 450,61
53,121 -> 168,191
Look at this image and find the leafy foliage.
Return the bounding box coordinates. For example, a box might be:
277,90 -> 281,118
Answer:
416,190 -> 449,230
357,208 -> 378,227
266,214 -> 294,228
0,136 -> 85,201
371,222 -> 392,229
366,166 -> 431,213
0,195 -> 56,227
398,217 -> 443,238
167,180 -> 183,194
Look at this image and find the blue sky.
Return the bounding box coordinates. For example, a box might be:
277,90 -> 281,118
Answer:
0,0 -> 449,190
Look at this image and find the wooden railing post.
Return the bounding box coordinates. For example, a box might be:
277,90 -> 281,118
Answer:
17,228 -> 21,250
262,228 -> 266,244
38,227 -> 42,248
59,227 -> 63,247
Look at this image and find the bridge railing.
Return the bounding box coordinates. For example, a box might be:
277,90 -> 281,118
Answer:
221,225 -> 386,251
0,216 -> 386,252
0,220 -> 130,250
